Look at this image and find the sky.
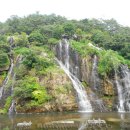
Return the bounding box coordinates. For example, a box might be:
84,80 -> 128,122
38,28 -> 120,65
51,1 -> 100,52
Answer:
0,0 -> 130,26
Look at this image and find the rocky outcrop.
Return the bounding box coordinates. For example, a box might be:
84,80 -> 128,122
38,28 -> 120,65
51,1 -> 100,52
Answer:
103,79 -> 114,96
16,68 -> 78,113
81,58 -> 91,83
0,66 -> 9,72
39,69 -> 78,112
56,39 -> 118,112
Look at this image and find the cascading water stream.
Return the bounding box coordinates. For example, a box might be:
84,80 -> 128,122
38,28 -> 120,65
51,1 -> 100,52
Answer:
115,65 -> 130,112
0,36 -> 14,100
8,73 -> 16,114
8,55 -> 22,114
120,65 -> 130,111
91,55 -> 98,90
0,60 -> 14,100
89,55 -> 106,112
56,39 -> 93,112
115,70 -> 125,112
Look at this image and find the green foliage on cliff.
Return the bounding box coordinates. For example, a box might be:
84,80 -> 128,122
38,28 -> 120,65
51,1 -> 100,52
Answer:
0,53 -> 10,68
70,40 -> 130,76
98,50 -> 130,76
32,89 -> 51,104
28,31 -> 46,45
14,76 -> 51,105
70,40 -> 100,57
14,47 -> 30,55
4,96 -> 12,113
13,32 -> 29,47
0,96 -> 12,114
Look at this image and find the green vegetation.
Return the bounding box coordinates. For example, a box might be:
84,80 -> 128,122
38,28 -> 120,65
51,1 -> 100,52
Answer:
14,76 -> 51,105
13,32 -> 29,47
0,96 -> 12,114
98,50 -> 130,76
13,45 -> 56,109
28,31 -> 46,46
1,14 -> 130,59
0,53 -> 10,68
70,40 -> 100,57
70,40 -> 130,76
1,13 -> 130,113
4,96 -> 12,113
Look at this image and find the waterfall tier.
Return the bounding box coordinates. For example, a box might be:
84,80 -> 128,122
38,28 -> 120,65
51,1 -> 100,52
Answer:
116,65 -> 130,112
56,39 -> 93,112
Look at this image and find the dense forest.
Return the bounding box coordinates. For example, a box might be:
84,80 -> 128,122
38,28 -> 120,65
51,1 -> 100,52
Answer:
0,13 -> 130,59
0,13 -> 130,113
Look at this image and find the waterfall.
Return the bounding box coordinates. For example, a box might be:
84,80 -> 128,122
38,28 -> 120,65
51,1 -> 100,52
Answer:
89,55 -> 106,112
0,60 -> 14,99
91,55 -> 99,90
8,73 -> 16,114
115,71 -> 125,112
120,65 -> 130,111
56,39 -> 93,112
0,36 -> 14,100
9,100 -> 16,114
116,65 -> 130,112
8,56 -> 22,114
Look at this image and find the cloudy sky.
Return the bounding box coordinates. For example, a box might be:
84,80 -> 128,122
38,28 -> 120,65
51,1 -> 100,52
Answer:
0,0 -> 130,26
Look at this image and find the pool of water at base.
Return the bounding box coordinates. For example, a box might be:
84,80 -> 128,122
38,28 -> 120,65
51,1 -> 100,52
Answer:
0,112 -> 130,130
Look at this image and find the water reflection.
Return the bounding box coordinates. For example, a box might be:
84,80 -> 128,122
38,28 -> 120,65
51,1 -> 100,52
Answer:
0,112 -> 130,130
78,112 -> 92,130
119,112 -> 130,130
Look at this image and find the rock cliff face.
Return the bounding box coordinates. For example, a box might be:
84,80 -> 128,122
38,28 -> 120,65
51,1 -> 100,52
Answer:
16,68 -> 78,113
56,39 -> 117,112
38,69 -> 78,112
1,38 -> 129,113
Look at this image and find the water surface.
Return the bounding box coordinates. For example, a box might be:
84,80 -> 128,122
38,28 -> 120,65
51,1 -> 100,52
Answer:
0,112 -> 130,130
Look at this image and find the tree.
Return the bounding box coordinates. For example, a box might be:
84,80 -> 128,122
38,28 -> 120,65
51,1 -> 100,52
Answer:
6,15 -> 21,33
91,30 -> 112,48
0,53 -> 10,68
63,22 -> 75,35
13,32 -> 29,47
48,38 -> 58,49
28,31 -> 46,44
23,51 -> 37,68
52,25 -> 64,39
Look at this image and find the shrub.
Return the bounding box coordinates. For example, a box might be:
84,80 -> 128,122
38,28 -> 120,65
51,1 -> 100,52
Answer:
28,31 -> 46,44
0,53 -> 10,68
14,32 -> 29,47
32,89 -> 51,104
98,50 -> 129,76
14,76 -> 51,104
48,38 -> 58,45
4,96 -> 12,113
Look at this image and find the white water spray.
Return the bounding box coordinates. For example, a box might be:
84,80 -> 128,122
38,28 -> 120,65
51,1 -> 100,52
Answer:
56,40 -> 93,112
116,65 -> 130,112
0,60 -> 14,99
115,71 -> 125,112
8,56 -> 22,114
